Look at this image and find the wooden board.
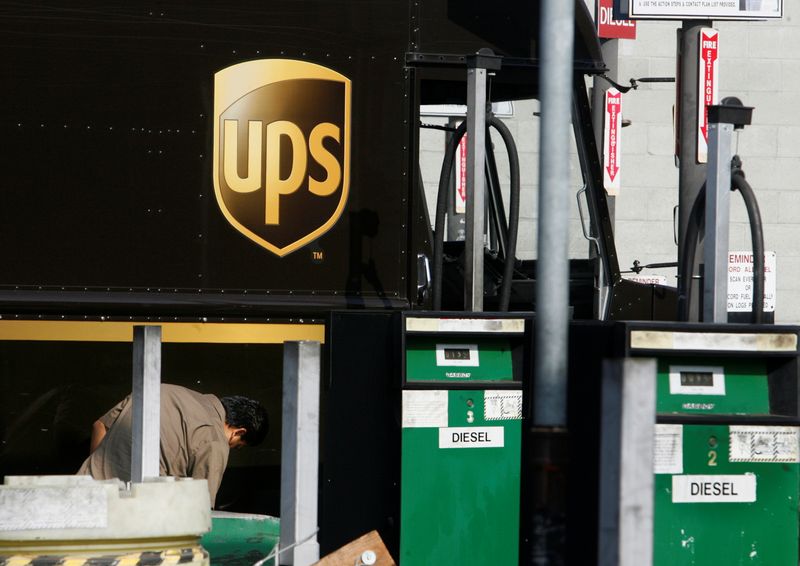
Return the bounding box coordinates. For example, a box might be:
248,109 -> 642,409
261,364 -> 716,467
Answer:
313,531 -> 395,566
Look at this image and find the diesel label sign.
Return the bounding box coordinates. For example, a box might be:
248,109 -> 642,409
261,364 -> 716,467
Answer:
213,59 -> 351,257
439,427 -> 504,449
672,474 -> 756,503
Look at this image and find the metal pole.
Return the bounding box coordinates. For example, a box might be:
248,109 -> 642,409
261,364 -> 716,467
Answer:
280,341 -> 321,566
465,64 -> 488,312
591,38 -> 619,319
704,120 -> 733,322
677,22 -> 712,321
534,0 -> 575,427
598,358 -> 656,566
131,325 -> 161,483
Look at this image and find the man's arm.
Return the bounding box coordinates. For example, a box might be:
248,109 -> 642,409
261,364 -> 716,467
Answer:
89,420 -> 108,453
191,441 -> 229,508
89,395 -> 130,454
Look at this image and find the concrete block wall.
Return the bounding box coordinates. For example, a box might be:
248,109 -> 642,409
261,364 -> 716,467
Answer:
615,4 -> 800,322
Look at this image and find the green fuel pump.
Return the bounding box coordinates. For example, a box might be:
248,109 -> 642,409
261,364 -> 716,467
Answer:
399,314 -> 527,566
570,321 -> 800,566
643,326 -> 800,566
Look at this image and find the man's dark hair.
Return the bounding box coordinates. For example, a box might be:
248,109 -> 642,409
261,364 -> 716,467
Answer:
220,396 -> 269,446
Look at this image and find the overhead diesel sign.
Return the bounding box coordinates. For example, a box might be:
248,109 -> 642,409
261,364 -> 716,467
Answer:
213,59 -> 351,257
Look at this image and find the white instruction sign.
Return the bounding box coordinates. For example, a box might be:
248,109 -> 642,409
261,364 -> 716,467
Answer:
625,0 -> 782,20
729,425 -> 800,462
484,390 -> 523,421
654,424 -> 683,474
439,426 -> 504,449
728,251 -> 776,312
672,474 -> 756,503
402,390 -> 448,428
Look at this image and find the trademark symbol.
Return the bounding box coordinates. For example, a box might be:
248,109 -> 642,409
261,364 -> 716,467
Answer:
312,250 -> 324,263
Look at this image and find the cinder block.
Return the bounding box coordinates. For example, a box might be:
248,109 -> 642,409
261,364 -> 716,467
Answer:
418,121 -> 448,152
729,189 -> 778,225
624,90 -> 677,125
518,184 -> 539,219
777,126 -> 800,157
774,257 -> 800,323
646,124 -> 677,156
516,118 -> 541,154
618,57 -> 651,82
778,191 -> 800,224
737,59 -> 782,92
620,123 -> 648,156
615,220 -> 676,256
614,189 -> 649,221
746,92 -> 800,126
735,125 -> 778,158
749,25 -> 800,59
782,60 -> 800,92
646,57 -> 680,87
626,22 -> 680,58
518,152 -> 539,184
768,224 -> 800,257
728,222 -> 753,251
622,153 -> 678,189
716,22 -> 750,59
740,156 -> 798,192
645,187 -> 679,222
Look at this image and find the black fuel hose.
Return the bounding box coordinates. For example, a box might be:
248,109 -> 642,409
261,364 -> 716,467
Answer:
432,121 -> 467,310
677,183 -> 705,322
431,118 -> 521,311
731,157 -> 765,323
677,157 -> 765,323
489,117 -> 521,311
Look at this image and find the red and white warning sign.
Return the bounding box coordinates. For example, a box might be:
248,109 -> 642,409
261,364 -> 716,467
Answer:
697,28 -> 719,164
597,0 -> 636,40
603,88 -> 622,195
454,133 -> 467,214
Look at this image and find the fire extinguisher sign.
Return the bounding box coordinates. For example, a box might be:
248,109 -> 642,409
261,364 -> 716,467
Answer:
603,88 -> 622,195
455,133 -> 467,214
697,28 -> 719,164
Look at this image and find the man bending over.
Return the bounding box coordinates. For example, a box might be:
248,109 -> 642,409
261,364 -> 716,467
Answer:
78,383 -> 268,507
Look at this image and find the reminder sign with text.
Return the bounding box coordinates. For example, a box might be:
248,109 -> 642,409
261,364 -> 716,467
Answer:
728,251 -> 776,313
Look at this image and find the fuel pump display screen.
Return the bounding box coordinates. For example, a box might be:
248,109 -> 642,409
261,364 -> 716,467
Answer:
669,365 -> 726,396
443,348 -> 471,361
435,343 -> 480,367
680,372 -> 714,387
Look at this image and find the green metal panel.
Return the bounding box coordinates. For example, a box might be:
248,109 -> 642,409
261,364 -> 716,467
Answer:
656,358 -> 769,415
654,424 -> 799,566
202,513 -> 280,566
400,389 -> 521,566
406,336 -> 514,382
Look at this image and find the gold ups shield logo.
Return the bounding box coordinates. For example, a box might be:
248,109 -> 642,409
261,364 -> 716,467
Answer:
213,60 -> 351,257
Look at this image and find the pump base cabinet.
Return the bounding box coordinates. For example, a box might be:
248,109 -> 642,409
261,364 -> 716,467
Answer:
399,315 -> 525,566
